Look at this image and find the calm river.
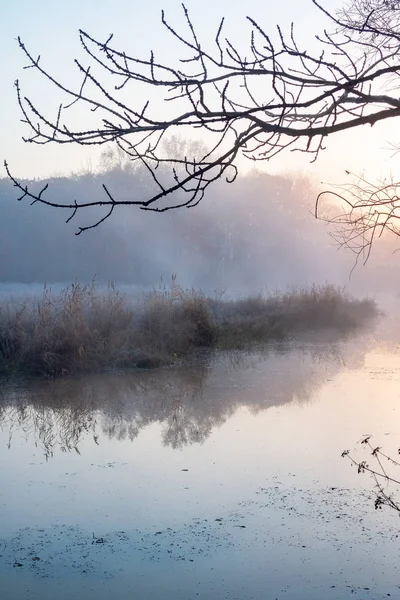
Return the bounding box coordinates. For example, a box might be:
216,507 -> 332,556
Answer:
1,332 -> 399,599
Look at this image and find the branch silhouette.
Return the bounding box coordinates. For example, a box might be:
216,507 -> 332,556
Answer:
6,0 -> 400,239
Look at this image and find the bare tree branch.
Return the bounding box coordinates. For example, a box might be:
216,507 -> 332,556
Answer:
6,0 -> 400,236
343,436 -> 400,513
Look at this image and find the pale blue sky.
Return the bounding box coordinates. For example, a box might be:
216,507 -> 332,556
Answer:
1,0 -> 397,184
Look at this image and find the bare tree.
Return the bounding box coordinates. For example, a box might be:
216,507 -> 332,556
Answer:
316,171 -> 400,267
315,0 -> 400,265
5,0 -> 400,236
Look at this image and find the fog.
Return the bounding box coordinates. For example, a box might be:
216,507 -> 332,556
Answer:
1,157 -> 398,298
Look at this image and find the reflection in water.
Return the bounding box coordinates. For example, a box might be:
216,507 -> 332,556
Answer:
0,338 -> 367,458
2,334 -> 400,600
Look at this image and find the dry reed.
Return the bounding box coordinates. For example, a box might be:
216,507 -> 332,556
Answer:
0,280 -> 378,377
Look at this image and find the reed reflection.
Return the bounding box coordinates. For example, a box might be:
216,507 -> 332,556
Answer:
0,339 -> 367,457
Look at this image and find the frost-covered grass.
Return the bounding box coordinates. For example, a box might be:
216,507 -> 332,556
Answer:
0,280 -> 378,377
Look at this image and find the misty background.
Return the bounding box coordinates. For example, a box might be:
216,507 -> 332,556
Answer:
1,143 -> 398,299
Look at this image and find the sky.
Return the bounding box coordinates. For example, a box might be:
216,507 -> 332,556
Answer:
1,0 -> 399,186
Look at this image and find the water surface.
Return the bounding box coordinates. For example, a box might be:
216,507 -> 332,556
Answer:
1,335 -> 399,599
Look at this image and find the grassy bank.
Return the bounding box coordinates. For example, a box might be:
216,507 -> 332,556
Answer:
0,281 -> 378,377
